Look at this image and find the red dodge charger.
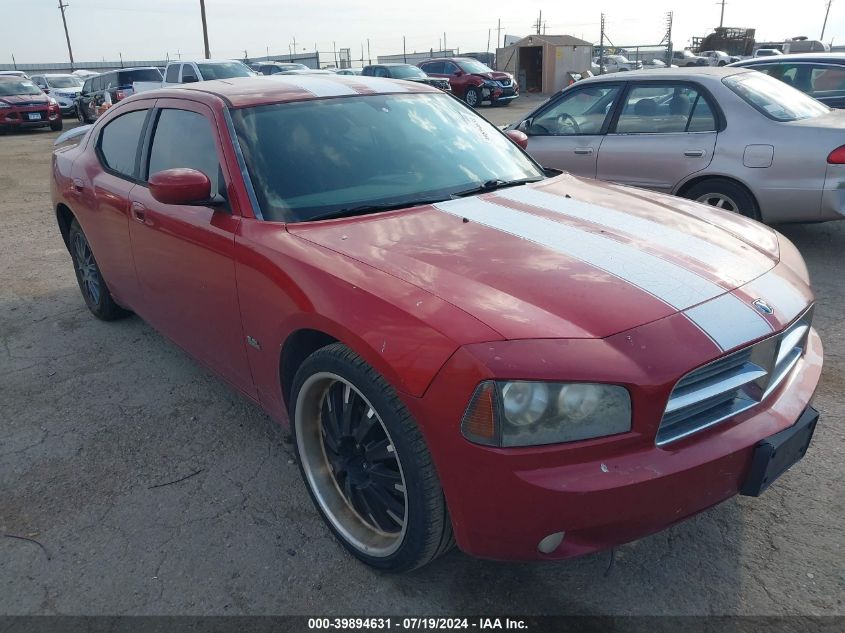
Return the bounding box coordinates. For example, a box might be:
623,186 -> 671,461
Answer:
51,75 -> 822,572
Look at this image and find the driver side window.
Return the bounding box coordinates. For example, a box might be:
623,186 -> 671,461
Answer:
527,85 -> 620,136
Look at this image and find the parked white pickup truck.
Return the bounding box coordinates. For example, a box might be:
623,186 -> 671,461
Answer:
133,59 -> 255,93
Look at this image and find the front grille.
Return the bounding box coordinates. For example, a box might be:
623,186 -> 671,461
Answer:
657,307 -> 813,446
497,79 -> 512,88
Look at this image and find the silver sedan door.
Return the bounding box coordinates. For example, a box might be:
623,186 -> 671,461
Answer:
518,83 -> 622,179
596,83 -> 718,192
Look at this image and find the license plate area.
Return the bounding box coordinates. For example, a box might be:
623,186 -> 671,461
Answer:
27,112 -> 42,120
740,406 -> 818,497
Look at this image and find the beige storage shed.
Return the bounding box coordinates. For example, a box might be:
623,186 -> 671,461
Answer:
496,34 -> 593,94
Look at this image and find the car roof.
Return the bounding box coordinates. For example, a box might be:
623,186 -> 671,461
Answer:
733,52 -> 845,64
369,63 -> 415,67
128,75 -> 438,108
0,75 -> 32,81
172,59 -> 245,65
579,66 -> 750,84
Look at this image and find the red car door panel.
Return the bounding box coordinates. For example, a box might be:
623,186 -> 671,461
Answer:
71,102 -> 154,309
128,100 -> 255,396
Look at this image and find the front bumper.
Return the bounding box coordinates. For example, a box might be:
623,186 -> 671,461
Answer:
407,326 -> 822,561
0,106 -> 60,128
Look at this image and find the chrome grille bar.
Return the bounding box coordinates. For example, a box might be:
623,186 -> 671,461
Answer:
657,306 -> 813,446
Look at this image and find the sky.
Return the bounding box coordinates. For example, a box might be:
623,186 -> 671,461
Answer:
1,0 -> 842,65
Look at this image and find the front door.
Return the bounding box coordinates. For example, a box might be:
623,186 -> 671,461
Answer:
520,83 -> 622,178
596,82 -> 718,192
128,99 -> 254,395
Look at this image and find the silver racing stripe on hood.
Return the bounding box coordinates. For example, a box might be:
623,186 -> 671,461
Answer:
492,187 -> 764,280
434,196 -> 773,351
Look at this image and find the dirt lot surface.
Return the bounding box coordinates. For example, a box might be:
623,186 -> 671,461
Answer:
1,115 -> 843,616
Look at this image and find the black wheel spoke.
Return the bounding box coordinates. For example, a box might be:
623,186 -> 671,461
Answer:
324,385 -> 345,441
364,438 -> 395,463
368,464 -> 402,490
353,407 -> 378,445
320,399 -> 342,453
340,383 -> 358,437
358,485 -> 398,532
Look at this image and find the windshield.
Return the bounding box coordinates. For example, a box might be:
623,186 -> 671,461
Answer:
0,79 -> 42,96
458,59 -> 494,74
391,65 -> 426,79
232,93 -> 543,222
724,71 -> 829,121
46,76 -> 81,88
197,62 -> 252,80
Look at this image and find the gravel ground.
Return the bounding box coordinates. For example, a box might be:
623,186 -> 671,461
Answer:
0,115 -> 842,616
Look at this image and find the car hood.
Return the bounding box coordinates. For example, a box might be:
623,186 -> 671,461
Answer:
0,94 -> 49,105
471,71 -> 511,81
288,174 -> 787,343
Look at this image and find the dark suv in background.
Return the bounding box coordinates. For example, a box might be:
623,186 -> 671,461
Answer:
76,67 -> 162,123
730,53 -> 845,108
361,64 -> 451,91
418,57 -> 518,107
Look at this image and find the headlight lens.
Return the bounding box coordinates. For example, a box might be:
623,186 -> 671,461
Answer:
49,97 -> 58,105
0,101 -> 10,109
462,381 -> 631,447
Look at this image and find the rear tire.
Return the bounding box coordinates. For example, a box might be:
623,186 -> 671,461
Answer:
50,119 -> 63,132
683,178 -> 759,220
68,219 -> 131,321
291,343 -> 454,572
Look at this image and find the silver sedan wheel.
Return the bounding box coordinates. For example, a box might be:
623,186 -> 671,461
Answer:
295,372 -> 408,557
696,192 -> 739,212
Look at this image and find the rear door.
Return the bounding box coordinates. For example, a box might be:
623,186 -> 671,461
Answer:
127,99 -> 254,395
72,102 -> 153,309
519,82 -> 622,178
596,81 -> 718,192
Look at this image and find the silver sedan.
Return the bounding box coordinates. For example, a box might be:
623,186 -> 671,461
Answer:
507,67 -> 845,223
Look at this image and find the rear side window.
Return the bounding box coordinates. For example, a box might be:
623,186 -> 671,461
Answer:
98,110 -> 148,177
165,64 -> 180,82
119,69 -> 162,84
148,109 -> 221,195
373,67 -> 389,78
615,84 -> 716,134
92,76 -> 103,92
181,65 -> 198,82
421,61 -> 444,74
196,62 -> 252,80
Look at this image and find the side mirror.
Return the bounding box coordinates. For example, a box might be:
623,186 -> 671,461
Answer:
149,168 -> 211,205
505,129 -> 529,150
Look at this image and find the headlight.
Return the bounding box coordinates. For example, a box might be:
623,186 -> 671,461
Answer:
483,80 -> 497,87
49,97 -> 58,105
0,102 -> 10,109
462,381 -> 631,447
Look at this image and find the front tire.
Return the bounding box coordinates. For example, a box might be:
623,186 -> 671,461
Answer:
50,119 -> 63,132
464,87 -> 481,108
684,178 -> 759,220
68,219 -> 130,320
291,343 -> 453,572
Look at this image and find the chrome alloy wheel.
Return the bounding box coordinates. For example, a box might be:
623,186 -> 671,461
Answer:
295,372 -> 408,557
72,231 -> 101,305
696,192 -> 739,212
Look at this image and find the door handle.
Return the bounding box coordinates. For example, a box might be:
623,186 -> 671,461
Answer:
131,201 -> 146,223
574,147 -> 594,155
72,178 -> 84,192
684,150 -> 705,157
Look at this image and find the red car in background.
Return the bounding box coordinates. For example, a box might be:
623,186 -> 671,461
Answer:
51,76 -> 821,572
0,76 -> 62,132
418,57 -> 518,107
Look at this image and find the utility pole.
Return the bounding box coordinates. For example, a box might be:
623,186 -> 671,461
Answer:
367,38 -> 371,65
536,11 -> 542,34
58,1 -> 74,69
717,0 -> 727,28
496,19 -> 503,50
333,41 -> 338,67
119,52 -> 123,68
199,0 -> 211,58
598,13 -> 605,75
403,36 -> 407,63
663,11 -> 674,66
444,32 -> 447,53
11,53 -> 17,70
822,0 -> 834,40
487,29 -> 491,54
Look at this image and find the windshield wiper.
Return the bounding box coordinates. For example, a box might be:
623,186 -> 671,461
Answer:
307,197 -> 451,222
452,177 -> 543,198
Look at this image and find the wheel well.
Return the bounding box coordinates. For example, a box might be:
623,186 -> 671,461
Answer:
280,329 -> 338,410
677,174 -> 758,205
56,203 -> 75,249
